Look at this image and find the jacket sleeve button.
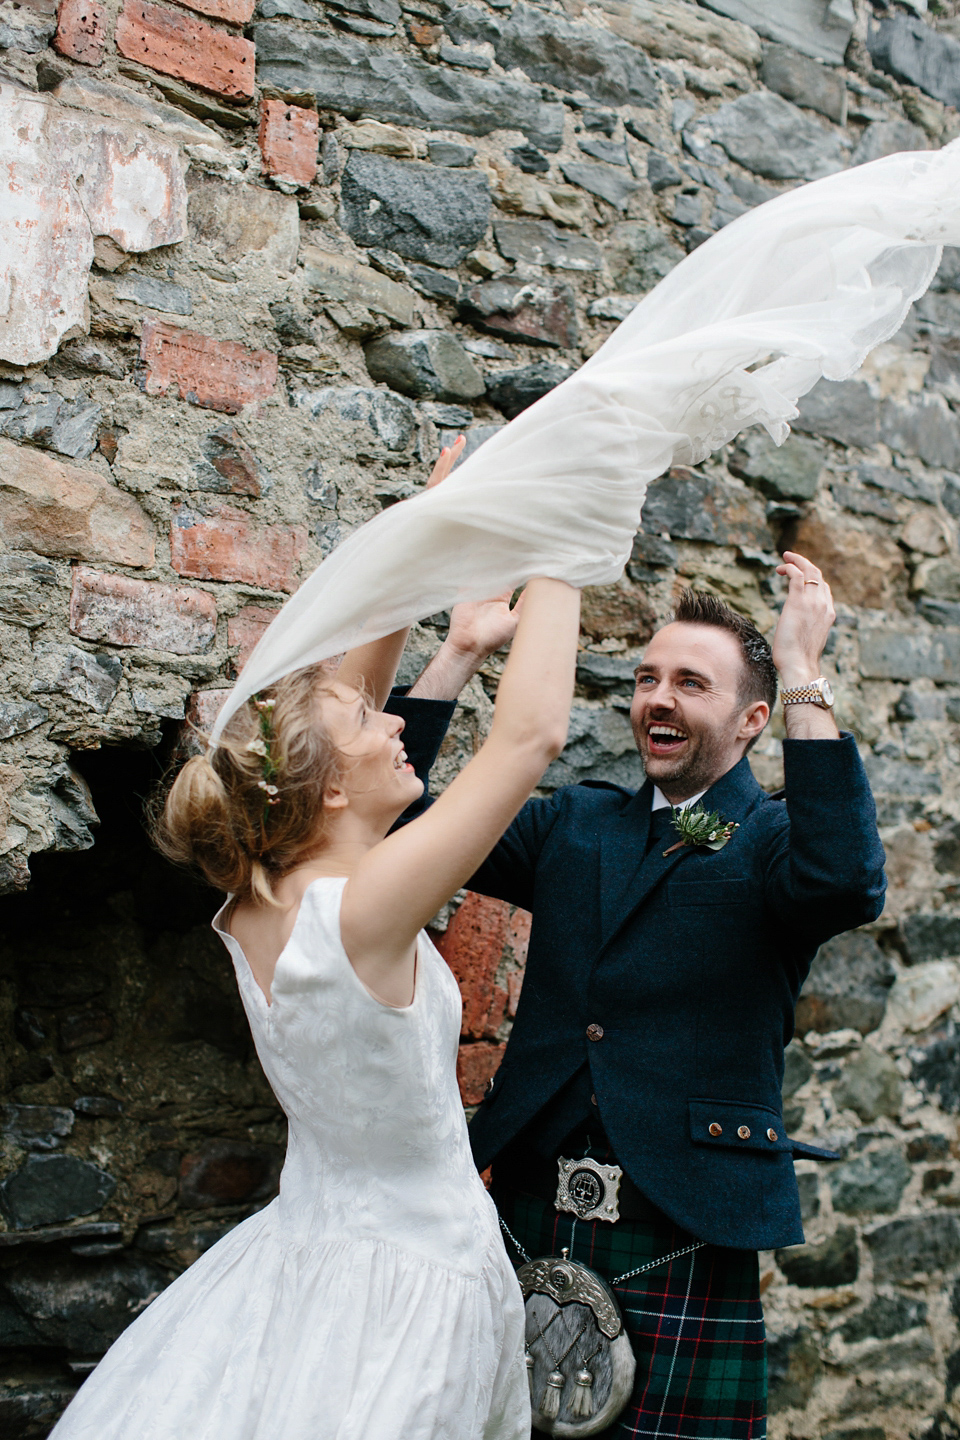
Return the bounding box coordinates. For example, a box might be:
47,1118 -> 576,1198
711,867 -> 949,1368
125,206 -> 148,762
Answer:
738,1125 -> 751,1139
586,1023 -> 604,1042
766,1127 -> 778,1142
485,1077 -> 495,1096
709,1122 -> 722,1136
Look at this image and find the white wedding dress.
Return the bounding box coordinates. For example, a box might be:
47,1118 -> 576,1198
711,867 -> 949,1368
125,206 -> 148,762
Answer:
50,878 -> 528,1440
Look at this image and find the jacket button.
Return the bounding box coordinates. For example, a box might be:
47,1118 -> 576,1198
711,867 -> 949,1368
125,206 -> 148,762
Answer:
586,1024 -> 604,1042
485,1077 -> 495,1096
708,1122 -> 722,1136
590,1093 -> 598,1106
738,1125 -> 751,1140
766,1128 -> 778,1142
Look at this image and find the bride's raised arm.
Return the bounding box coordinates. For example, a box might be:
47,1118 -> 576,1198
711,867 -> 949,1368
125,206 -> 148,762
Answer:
339,577 -> 579,996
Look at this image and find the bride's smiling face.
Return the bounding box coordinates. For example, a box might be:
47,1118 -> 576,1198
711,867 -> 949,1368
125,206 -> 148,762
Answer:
317,683 -> 423,822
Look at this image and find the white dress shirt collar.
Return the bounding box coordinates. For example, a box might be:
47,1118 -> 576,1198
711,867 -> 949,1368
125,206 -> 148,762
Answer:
651,786 -> 707,813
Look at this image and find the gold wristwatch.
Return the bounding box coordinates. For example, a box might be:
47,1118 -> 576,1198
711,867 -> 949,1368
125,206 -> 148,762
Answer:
781,677 -> 835,709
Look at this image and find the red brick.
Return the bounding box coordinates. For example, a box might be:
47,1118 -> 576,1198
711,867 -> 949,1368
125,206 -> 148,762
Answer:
171,504 -> 306,592
438,891 -> 510,1040
140,321 -> 278,415
176,0 -> 253,24
258,99 -> 319,189
457,1042 -> 505,1107
115,0 -> 255,101
201,427 -> 262,496
228,603 -> 280,671
70,565 -> 218,655
408,17 -> 442,45
54,0 -> 107,64
179,1140 -> 278,1207
0,437 -> 155,568
186,688 -> 231,734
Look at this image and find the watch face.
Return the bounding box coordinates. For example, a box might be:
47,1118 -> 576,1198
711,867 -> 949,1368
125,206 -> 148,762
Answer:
819,678 -> 835,707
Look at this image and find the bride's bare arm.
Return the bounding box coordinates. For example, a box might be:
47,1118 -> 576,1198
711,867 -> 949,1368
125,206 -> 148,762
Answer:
340,577 -> 579,988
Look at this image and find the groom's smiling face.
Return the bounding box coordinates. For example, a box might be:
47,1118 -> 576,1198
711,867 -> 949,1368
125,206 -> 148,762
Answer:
630,622 -> 768,801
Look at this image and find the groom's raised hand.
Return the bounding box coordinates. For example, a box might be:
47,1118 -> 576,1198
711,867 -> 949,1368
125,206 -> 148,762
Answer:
773,550 -> 839,739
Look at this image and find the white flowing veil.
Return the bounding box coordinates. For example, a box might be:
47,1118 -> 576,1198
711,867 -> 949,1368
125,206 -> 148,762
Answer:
212,140 -> 960,742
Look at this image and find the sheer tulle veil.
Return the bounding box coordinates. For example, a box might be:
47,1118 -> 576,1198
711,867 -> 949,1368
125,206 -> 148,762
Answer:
212,140 -> 960,741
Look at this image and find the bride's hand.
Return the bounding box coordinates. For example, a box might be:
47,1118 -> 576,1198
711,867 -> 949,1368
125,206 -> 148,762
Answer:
425,434 -> 466,489
447,589 -> 524,663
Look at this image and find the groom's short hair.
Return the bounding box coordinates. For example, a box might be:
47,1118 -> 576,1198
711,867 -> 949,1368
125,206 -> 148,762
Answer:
673,589 -> 778,713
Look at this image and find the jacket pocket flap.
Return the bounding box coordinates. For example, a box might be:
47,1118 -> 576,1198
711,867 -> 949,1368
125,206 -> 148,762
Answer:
668,879 -> 749,906
689,1098 -> 791,1153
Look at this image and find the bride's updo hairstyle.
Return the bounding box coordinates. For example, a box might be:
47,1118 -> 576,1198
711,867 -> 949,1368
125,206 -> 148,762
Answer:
154,663 -> 341,905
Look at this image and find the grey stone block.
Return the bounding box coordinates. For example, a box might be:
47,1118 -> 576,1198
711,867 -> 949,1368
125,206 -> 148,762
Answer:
860,628 -> 960,683
862,751 -> 939,798
295,384 -> 419,454
902,912 -> 960,965
672,192 -> 703,227
587,295 -> 639,322
760,42 -> 847,123
699,0 -> 855,67
869,15 -> 960,111
840,1293 -> 927,1344
730,430 -> 826,500
0,1254 -> 171,1352
364,331 -> 485,402
833,1046 -> 903,1123
606,222 -> 685,293
911,1031 -> 960,1114
712,193 -> 750,228
704,91 -> 850,180
508,143 -> 550,174
866,1213 -> 960,1283
559,160 -> 640,211
1,1105 -> 74,1153
577,136 -> 628,167
485,361 -> 573,419
776,1225 -> 859,1287
797,932 -> 895,1036
640,469 -> 774,550
767,1326 -> 822,1414
494,3 -> 658,109
541,704 -> 640,789
494,219 -> 602,273
0,1156 -> 116,1230
881,397 -> 960,471
852,118 -> 927,167
646,152 -> 684,192
830,481 -> 898,522
339,152 -> 490,267
830,1146 -> 911,1214
254,23 -> 564,152
0,701 -> 47,741
438,43 -> 490,70
575,651 -> 638,699
407,265 -> 460,302
783,1042 -> 813,1098
793,379 -> 879,448
112,273 -> 193,316
427,140 -> 476,167
459,277 -> 578,348
437,423 -> 504,467
442,2 -> 501,46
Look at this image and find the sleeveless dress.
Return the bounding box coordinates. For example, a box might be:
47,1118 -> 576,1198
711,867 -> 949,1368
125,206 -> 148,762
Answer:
50,877 -> 529,1440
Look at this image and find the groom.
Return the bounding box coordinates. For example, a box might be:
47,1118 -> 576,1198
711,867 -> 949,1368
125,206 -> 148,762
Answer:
388,551 -> 885,1437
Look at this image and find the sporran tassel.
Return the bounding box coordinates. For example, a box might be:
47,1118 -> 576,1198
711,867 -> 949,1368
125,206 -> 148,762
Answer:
525,1353 -> 535,1401
570,1367 -> 595,1418
540,1370 -> 564,1420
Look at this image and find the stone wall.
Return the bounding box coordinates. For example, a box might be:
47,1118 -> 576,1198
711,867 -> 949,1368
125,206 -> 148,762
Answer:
4,0 -> 960,1433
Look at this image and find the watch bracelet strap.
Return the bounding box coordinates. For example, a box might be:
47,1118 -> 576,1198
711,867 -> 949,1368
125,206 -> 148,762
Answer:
782,681 -> 826,705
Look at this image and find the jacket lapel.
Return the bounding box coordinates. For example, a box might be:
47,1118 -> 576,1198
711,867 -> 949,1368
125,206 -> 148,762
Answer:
597,757 -> 767,953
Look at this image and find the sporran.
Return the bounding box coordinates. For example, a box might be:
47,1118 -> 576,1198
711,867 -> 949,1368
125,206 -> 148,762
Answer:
518,1252 -> 635,1437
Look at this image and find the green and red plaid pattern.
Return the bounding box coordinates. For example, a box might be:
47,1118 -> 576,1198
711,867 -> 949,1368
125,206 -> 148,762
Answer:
495,1187 -> 766,1440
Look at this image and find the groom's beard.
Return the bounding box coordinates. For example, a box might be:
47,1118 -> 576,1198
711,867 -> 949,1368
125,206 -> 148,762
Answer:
634,713 -> 742,797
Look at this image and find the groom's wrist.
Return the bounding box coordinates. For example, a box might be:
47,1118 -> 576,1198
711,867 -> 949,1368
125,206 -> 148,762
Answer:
407,639 -> 483,701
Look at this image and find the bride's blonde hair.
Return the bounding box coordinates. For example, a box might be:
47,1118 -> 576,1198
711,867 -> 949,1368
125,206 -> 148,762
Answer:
153,663 -> 341,905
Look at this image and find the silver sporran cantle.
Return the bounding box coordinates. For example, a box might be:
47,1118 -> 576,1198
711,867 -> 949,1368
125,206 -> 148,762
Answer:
518,1252 -> 635,1436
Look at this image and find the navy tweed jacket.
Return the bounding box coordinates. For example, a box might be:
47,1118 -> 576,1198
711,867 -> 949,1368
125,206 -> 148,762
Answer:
387,693 -> 886,1251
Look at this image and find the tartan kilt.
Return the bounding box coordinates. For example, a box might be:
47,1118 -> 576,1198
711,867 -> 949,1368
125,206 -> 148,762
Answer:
494,1186 -> 767,1440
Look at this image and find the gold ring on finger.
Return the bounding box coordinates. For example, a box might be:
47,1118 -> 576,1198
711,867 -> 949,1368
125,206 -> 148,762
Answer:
803,580 -> 820,586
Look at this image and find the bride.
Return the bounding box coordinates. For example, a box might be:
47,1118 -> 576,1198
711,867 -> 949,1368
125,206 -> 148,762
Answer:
49,438 -> 577,1440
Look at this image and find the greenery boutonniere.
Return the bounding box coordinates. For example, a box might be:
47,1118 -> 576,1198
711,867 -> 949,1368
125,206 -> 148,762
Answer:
663,805 -> 739,857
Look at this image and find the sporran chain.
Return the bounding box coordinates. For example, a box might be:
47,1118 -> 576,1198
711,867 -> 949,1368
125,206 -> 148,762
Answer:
498,1213 -> 704,1286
